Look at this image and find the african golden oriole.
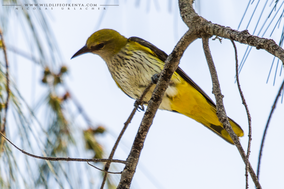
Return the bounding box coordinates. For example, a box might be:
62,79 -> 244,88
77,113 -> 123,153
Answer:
71,29 -> 244,144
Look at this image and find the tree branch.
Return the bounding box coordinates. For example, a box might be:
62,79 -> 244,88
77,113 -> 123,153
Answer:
178,0 -> 265,188
202,35 -> 261,189
117,30 -> 198,189
100,79 -> 154,189
179,0 -> 284,65
0,131 -> 126,164
231,39 -> 252,189
87,162 -> 122,174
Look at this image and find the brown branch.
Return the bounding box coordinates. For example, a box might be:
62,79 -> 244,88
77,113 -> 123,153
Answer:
87,162 -> 122,174
100,79 -> 155,189
117,30 -> 198,189
0,131 -> 126,164
257,79 -> 284,179
202,35 -> 261,189
179,0 -> 263,188
0,29 -> 10,133
207,26 -> 284,65
179,0 -> 284,66
231,39 -> 252,189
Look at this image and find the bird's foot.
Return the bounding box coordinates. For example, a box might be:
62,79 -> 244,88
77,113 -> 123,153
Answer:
151,73 -> 160,84
134,100 -> 145,111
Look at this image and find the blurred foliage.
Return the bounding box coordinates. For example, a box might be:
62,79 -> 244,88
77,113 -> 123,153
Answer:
84,126 -> 106,159
0,0 -> 117,188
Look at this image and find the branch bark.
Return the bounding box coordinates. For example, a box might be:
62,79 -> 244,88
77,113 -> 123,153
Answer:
117,30 -> 198,189
231,39 -> 252,189
179,0 -> 284,65
0,131 -> 126,164
100,79 -> 154,189
202,36 -> 261,189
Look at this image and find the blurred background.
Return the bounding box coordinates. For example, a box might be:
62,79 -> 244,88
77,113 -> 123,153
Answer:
0,0 -> 283,188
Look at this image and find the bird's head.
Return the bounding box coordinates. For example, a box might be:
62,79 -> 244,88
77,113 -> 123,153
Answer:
71,29 -> 127,61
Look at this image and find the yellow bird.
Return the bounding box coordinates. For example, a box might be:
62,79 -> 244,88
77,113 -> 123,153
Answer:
72,29 -> 244,144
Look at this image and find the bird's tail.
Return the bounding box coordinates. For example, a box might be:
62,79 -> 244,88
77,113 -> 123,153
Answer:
175,107 -> 244,144
200,117 -> 244,144
167,71 -> 244,144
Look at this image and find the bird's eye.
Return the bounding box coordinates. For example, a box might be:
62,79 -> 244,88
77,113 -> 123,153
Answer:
91,43 -> 105,50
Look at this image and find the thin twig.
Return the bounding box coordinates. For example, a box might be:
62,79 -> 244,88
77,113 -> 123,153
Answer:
0,29 -> 10,133
100,80 -> 154,189
257,79 -> 284,179
202,35 -> 261,189
0,131 -> 126,164
231,39 -> 252,189
87,162 -> 122,174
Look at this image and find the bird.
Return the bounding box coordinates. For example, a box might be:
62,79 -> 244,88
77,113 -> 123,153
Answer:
71,29 -> 244,144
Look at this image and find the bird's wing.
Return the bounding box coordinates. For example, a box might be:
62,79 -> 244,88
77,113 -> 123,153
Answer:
128,37 -> 216,108
128,37 -> 168,61
175,67 -> 216,108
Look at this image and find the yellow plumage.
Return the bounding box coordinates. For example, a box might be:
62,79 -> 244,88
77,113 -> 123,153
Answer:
170,73 -> 243,144
71,29 -> 244,144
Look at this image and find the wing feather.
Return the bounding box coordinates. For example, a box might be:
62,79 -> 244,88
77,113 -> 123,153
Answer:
129,37 -> 216,108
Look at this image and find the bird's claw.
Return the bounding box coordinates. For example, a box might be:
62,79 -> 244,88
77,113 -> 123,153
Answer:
138,105 -> 144,111
151,73 -> 160,84
134,100 -> 145,111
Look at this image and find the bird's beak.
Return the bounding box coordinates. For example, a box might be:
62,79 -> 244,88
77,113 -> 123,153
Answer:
71,45 -> 90,59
